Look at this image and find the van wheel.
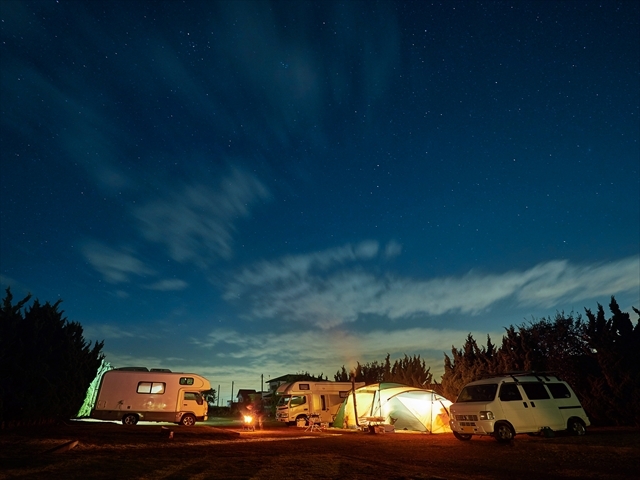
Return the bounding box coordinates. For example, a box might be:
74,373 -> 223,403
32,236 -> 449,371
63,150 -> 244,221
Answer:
296,416 -> 308,427
453,431 -> 472,441
122,414 -> 138,426
180,414 -> 196,426
494,422 -> 514,443
567,418 -> 586,436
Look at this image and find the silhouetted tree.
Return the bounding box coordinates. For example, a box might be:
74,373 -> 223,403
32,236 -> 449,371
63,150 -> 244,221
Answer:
335,354 -> 433,389
0,288 -> 104,425
441,334 -> 498,401
582,297 -> 640,426
389,354 -> 433,388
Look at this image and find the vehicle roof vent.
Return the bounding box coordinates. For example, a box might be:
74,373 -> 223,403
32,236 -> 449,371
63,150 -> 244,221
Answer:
115,367 -> 150,371
150,368 -> 172,372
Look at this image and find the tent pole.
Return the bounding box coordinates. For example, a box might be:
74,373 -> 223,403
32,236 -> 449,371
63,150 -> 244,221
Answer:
351,372 -> 359,427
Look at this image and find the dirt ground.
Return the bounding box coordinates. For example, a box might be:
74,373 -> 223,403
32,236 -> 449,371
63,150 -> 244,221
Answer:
1,419 -> 639,480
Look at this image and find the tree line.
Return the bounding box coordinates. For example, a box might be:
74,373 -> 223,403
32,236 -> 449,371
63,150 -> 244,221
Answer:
0,288 -> 104,427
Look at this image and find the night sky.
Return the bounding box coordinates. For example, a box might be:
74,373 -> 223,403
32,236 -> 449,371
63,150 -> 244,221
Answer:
1,1 -> 638,403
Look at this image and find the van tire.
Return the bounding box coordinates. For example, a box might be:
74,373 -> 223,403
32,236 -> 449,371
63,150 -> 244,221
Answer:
453,431 -> 472,441
122,414 -> 139,425
180,414 -> 196,426
296,416 -> 308,427
567,418 -> 586,436
494,422 -> 514,443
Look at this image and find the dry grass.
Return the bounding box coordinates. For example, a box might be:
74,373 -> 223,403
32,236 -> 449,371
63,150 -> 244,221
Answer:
1,420 -> 639,479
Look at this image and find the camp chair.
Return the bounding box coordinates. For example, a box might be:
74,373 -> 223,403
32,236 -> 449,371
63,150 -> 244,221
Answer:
305,414 -> 323,432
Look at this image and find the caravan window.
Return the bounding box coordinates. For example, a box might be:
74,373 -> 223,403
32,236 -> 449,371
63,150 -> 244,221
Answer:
180,377 -> 195,385
137,382 -> 166,394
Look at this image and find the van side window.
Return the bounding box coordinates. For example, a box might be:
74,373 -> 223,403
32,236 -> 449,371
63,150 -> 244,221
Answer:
499,384 -> 522,401
179,377 -> 194,385
521,383 -> 550,400
137,382 -> 166,394
547,383 -> 572,399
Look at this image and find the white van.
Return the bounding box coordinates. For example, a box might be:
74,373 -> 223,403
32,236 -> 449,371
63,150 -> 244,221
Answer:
275,381 -> 364,427
449,372 -> 590,443
90,367 -> 211,426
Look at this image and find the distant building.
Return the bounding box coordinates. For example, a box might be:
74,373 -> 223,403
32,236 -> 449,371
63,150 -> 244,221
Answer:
234,389 -> 257,405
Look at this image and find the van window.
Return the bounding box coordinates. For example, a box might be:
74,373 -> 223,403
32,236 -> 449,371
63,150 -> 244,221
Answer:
456,384 -> 498,402
499,384 -> 523,401
137,382 -> 165,394
180,377 -> 195,385
521,383 -> 550,400
547,383 -> 572,399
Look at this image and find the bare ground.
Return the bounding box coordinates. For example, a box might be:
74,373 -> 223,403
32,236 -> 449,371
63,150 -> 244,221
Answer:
1,420 -> 639,479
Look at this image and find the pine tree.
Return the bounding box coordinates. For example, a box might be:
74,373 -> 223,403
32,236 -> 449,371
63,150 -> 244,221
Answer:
0,288 -> 104,425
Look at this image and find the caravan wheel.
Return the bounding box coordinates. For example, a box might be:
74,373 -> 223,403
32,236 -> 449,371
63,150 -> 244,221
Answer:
296,416 -> 308,427
122,414 -> 139,426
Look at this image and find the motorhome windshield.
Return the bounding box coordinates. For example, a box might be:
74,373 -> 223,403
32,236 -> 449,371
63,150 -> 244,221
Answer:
457,384 -> 498,402
276,394 -> 306,407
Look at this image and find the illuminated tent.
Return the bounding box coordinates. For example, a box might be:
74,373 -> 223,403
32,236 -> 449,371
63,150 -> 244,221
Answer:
76,360 -> 112,418
333,383 -> 452,433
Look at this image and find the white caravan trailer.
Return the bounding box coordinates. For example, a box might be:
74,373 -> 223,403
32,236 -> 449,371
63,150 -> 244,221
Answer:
275,381 -> 364,427
90,367 -> 211,426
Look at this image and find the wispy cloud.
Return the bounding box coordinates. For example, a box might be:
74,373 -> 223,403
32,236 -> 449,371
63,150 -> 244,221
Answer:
144,279 -> 189,291
192,326 -> 498,382
226,249 -> 640,328
81,242 -> 154,283
134,167 -> 270,267
82,324 -> 138,341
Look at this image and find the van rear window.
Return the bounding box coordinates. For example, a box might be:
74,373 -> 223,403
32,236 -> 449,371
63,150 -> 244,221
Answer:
547,383 -> 572,399
456,384 -> 498,402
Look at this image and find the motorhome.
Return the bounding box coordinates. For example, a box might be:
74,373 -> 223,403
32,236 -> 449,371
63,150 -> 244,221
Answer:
90,367 -> 211,426
275,381 -> 364,426
449,372 -> 590,443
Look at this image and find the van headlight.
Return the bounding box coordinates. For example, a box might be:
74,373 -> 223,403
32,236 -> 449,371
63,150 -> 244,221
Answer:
479,411 -> 494,420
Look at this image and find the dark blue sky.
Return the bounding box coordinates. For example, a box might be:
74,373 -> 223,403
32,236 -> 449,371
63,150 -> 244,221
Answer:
1,0 -> 638,401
